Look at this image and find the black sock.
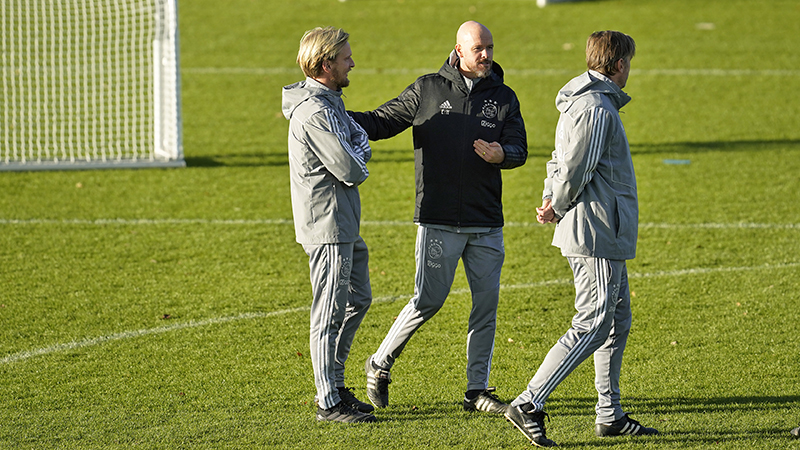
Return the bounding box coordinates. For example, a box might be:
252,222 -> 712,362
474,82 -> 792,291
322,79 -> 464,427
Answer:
519,402 -> 535,413
465,389 -> 483,400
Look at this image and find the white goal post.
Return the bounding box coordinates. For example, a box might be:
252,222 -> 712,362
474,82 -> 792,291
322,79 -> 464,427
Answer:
1,0 -> 184,171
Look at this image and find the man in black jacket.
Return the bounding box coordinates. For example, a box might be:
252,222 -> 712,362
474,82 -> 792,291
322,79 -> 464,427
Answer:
351,21 -> 527,414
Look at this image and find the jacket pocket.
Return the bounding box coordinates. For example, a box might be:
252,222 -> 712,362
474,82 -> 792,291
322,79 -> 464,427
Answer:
614,195 -> 637,245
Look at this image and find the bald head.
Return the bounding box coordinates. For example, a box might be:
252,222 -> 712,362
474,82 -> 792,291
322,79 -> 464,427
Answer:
455,21 -> 494,79
457,21 -> 491,46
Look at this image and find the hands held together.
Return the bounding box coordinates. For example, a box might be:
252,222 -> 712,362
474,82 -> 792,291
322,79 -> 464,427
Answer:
537,198 -> 557,224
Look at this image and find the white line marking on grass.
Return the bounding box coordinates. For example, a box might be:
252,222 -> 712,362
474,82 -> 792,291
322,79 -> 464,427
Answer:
182,67 -> 800,77
639,222 -> 800,230
0,310 -> 302,365
3,262 -> 799,365
2,218 -> 800,230
509,222 -> 800,230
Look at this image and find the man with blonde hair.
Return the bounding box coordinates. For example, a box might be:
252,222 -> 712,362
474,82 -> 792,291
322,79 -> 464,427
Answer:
282,26 -> 375,423
505,30 -> 658,446
351,21 -> 527,414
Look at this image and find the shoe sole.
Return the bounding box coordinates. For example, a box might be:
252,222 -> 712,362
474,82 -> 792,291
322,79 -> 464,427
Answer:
365,356 -> 388,408
317,409 -> 377,423
504,415 -> 545,447
505,411 -> 557,448
316,414 -> 377,423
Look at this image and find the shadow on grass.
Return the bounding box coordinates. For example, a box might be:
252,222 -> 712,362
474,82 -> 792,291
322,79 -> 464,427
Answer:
631,138 -> 800,156
184,139 -> 800,168
495,139 -> 800,160
545,394 -> 800,416
184,148 -> 415,167
541,395 -> 800,448
372,400 -> 464,422
185,153 -> 288,167
332,395 -> 799,447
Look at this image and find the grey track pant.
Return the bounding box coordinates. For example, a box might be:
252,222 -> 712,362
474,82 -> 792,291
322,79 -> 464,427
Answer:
304,237 -> 372,409
511,257 -> 632,424
372,225 -> 504,391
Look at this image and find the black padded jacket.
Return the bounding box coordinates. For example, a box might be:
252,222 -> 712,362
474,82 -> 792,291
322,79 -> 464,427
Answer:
349,54 -> 527,228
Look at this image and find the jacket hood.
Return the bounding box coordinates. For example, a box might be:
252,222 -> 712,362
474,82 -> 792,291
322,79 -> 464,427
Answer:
440,50 -> 504,88
556,70 -> 630,113
282,77 -> 341,120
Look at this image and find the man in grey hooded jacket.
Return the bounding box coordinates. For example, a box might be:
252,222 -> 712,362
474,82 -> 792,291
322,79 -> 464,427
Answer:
282,27 -> 375,423
505,31 -> 658,447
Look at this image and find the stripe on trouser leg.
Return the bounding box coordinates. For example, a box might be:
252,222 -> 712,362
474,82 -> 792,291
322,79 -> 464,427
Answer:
373,301 -> 415,366
313,245 -> 340,409
531,258 -> 612,409
373,226 -> 436,368
372,227 -> 428,366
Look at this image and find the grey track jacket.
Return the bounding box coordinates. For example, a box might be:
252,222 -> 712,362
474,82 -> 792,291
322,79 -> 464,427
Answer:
282,78 -> 371,245
544,70 -> 637,260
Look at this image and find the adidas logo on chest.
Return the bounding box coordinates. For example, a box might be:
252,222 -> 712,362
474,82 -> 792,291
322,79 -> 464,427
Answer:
439,100 -> 453,115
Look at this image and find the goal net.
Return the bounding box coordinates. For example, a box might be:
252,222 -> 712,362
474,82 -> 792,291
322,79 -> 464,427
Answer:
1,0 -> 184,171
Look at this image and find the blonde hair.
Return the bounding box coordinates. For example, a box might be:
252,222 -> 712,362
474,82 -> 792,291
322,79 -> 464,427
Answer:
296,27 -> 349,78
586,31 -> 636,76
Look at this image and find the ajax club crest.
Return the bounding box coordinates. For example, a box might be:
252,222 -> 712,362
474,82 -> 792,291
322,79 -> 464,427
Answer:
481,99 -> 498,119
426,239 -> 443,269
339,257 -> 352,285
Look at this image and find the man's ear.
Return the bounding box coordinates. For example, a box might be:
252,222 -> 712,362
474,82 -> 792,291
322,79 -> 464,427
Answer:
615,58 -> 626,73
454,44 -> 463,58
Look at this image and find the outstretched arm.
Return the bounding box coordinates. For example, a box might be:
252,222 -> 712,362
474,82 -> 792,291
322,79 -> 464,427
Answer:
348,81 -> 420,141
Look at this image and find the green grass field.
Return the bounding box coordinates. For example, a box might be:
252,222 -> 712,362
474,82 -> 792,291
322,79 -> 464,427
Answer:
2,0 -> 800,448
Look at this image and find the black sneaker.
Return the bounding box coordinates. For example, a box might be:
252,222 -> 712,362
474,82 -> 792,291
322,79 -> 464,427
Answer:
791,425 -> 800,438
505,405 -> 557,447
316,401 -> 376,423
595,414 -> 659,437
338,386 -> 374,413
463,387 -> 508,414
365,356 -> 391,408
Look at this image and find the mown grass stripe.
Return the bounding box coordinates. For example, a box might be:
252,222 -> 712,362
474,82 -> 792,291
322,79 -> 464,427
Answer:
182,67 -> 800,77
3,262 -> 798,365
1,218 -> 800,230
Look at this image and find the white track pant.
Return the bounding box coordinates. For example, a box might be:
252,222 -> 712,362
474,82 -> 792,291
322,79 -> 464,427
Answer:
372,225 -> 504,391
511,256 -> 632,424
305,237 -> 372,409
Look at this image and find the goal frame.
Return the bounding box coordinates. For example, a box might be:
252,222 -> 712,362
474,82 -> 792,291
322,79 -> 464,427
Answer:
0,0 -> 184,171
